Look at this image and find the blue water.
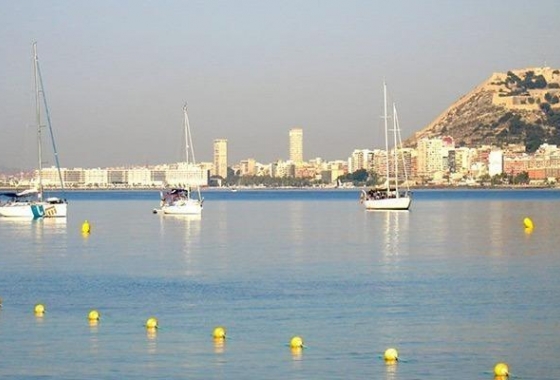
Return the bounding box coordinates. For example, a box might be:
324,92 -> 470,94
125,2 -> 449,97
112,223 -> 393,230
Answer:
1,189 -> 560,379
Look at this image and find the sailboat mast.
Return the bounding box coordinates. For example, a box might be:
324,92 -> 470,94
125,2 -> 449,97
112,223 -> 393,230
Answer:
395,106 -> 410,193
383,82 -> 390,195
183,103 -> 190,165
33,42 -> 43,200
35,43 -> 65,194
183,103 -> 202,201
392,103 -> 399,195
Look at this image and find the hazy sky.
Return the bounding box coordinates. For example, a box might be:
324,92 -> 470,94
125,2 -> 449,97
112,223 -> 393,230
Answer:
1,1 -> 559,170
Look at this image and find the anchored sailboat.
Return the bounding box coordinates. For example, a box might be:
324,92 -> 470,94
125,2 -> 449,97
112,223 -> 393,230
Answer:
154,104 -> 203,215
360,83 -> 412,211
0,42 -> 67,218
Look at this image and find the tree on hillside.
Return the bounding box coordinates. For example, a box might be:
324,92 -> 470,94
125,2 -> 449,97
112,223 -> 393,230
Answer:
525,125 -> 546,153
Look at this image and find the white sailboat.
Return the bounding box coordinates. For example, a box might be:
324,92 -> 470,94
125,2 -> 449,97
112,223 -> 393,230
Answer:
0,42 -> 67,219
154,104 -> 203,215
361,83 -> 412,211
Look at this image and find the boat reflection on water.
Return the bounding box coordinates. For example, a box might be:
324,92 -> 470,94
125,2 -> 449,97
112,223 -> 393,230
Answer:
381,210 -> 409,258
159,214 -> 202,235
158,213 -> 202,222
157,213 -> 202,239
1,216 -> 67,243
157,213 -> 202,276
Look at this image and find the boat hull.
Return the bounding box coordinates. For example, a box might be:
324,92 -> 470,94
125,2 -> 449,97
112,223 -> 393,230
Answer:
363,196 -> 412,211
161,200 -> 203,215
0,202 -> 67,218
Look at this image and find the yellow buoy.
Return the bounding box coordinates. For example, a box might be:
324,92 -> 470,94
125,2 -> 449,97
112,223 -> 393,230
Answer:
213,326 -> 226,339
290,336 -> 304,349
81,220 -> 91,234
34,303 -> 45,316
523,217 -> 533,229
88,309 -> 100,321
146,317 -> 158,329
384,348 -> 398,362
494,362 -> 509,377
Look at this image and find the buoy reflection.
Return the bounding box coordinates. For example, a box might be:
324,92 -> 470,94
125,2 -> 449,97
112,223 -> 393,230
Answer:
385,359 -> 397,380
290,346 -> 303,361
213,337 -> 225,354
146,327 -> 157,339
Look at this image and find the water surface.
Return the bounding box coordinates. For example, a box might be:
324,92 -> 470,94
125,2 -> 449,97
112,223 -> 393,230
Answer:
1,189 -> 559,379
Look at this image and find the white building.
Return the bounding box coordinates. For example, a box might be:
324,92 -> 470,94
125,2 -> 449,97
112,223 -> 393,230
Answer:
349,149 -> 374,173
488,150 -> 504,177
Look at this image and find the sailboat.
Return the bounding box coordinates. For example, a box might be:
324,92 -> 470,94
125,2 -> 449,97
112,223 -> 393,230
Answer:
0,42 -> 68,219
154,103 -> 204,215
360,83 -> 412,211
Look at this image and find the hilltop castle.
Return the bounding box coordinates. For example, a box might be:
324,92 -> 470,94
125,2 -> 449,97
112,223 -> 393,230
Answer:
489,67 -> 560,111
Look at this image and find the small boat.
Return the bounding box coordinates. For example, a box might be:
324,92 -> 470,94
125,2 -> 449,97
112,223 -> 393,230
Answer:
154,188 -> 203,215
0,42 -> 67,219
153,104 -> 203,215
361,82 -> 412,211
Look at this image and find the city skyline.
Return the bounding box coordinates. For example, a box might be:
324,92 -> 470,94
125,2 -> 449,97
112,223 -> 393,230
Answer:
1,1 -> 559,170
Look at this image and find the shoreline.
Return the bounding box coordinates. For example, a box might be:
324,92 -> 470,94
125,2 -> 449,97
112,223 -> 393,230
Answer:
1,185 -> 558,192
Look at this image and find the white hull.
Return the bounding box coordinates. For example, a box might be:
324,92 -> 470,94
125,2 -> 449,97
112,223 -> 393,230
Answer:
0,202 -> 67,218
161,200 -> 203,215
363,196 -> 412,211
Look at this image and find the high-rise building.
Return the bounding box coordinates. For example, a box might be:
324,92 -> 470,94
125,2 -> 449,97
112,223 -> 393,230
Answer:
289,128 -> 303,164
213,139 -> 228,178
416,138 -> 444,177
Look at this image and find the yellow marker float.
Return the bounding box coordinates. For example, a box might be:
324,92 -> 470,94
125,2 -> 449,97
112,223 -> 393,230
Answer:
81,220 -> 91,234
290,336 -> 304,349
34,303 -> 45,316
523,217 -> 533,229
384,348 -> 398,362
494,362 -> 509,377
88,309 -> 100,321
213,326 -> 226,340
145,317 -> 159,329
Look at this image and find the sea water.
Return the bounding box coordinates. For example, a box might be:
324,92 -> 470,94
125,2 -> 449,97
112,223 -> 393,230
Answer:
1,189 -> 560,379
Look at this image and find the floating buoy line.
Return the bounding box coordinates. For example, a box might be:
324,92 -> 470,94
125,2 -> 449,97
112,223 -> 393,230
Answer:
0,299 -> 513,376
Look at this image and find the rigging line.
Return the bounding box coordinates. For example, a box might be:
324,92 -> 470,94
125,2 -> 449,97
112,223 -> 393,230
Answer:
34,42 -> 66,195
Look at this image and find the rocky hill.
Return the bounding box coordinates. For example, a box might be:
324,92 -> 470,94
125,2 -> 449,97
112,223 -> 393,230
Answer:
406,67 -> 560,152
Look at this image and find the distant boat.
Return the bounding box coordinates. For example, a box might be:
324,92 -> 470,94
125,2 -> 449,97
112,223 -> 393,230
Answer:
360,83 -> 412,211
153,104 -> 203,215
0,42 -> 67,219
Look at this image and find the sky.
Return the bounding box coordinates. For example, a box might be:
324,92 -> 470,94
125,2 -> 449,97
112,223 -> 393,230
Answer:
1,0 -> 559,170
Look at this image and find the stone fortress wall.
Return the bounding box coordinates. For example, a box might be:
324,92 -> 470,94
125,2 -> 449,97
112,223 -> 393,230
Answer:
490,67 -> 560,110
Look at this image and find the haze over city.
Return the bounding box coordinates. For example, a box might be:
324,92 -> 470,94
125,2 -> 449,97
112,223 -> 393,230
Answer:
1,0 -> 559,171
